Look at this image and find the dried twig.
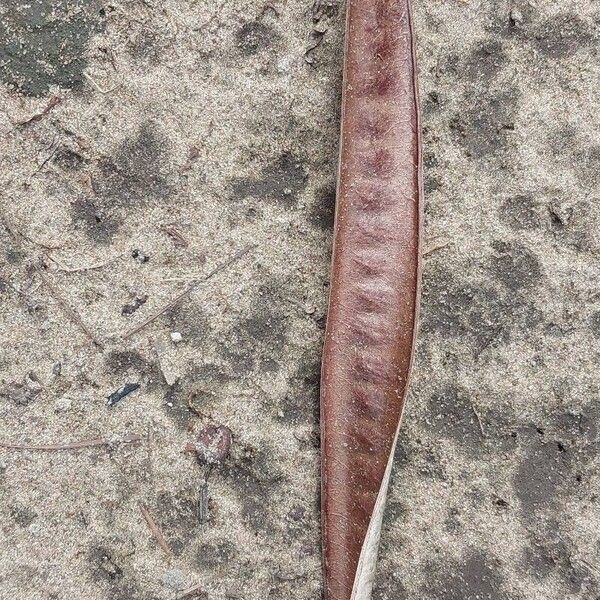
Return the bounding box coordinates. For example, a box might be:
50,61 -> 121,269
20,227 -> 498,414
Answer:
1,218 -> 102,347
423,239 -> 452,256
122,244 -> 255,339
176,584 -> 205,599
17,96 -> 62,126
138,502 -> 172,558
198,482 -> 209,524
154,336 -> 178,386
50,252 -> 124,273
470,402 -> 485,437
34,145 -> 59,174
160,224 -> 189,247
580,558 -> 600,578
1,215 -> 62,251
0,433 -> 143,451
83,70 -> 122,94
35,264 -> 104,349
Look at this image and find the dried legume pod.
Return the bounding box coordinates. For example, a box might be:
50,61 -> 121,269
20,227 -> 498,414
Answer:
320,1 -> 422,598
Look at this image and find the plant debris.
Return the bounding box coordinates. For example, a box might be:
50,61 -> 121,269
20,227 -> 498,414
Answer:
17,95 -> 62,126
305,25 -> 327,64
198,482 -> 209,524
138,502 -> 173,558
35,263 -> 104,349
154,336 -> 179,386
185,425 -> 232,465
423,238 -> 453,256
160,224 -> 189,247
122,244 -> 255,340
107,383 -> 140,406
0,433 -> 143,451
50,252 -> 124,273
176,584 -> 206,599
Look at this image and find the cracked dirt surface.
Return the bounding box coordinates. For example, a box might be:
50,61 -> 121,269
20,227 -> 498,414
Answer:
0,1 -> 598,599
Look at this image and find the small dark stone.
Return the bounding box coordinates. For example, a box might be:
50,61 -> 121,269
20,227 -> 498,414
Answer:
493,496 -> 510,508
131,249 -> 150,263
121,295 -> 148,316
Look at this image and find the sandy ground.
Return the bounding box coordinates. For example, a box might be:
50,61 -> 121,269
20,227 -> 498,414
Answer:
0,1 -> 598,599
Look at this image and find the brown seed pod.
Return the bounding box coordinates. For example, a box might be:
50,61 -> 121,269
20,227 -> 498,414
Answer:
186,425 -> 232,465
320,0 -> 422,598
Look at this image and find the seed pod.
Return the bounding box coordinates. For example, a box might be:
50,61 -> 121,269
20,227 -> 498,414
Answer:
320,1 -> 422,599
188,425 -> 232,465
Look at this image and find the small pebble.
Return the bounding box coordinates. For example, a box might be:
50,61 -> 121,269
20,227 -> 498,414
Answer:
25,373 -> 43,394
28,521 -> 43,536
54,397 -> 72,412
509,8 -> 523,25
170,332 -> 183,343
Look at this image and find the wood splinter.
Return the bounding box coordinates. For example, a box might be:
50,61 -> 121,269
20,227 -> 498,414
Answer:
138,502 -> 173,558
0,433 -> 143,451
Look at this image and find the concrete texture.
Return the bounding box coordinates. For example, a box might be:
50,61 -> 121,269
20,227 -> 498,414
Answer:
0,1 -> 598,599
